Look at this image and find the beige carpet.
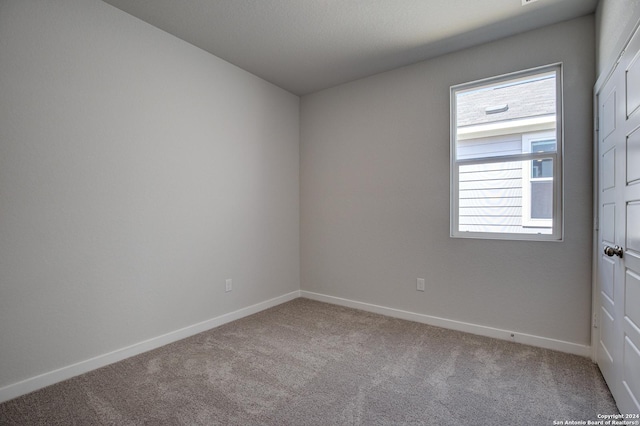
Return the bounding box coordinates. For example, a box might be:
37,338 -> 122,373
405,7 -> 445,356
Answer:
0,298 -> 617,425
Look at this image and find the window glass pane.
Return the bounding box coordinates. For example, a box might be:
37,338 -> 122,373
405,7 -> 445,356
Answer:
458,159 -> 552,235
455,72 -> 556,161
531,140 -> 556,152
532,158 -> 553,178
530,139 -> 556,178
531,180 -> 553,219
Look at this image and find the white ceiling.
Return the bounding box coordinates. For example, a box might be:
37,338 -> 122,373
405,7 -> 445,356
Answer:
102,0 -> 598,95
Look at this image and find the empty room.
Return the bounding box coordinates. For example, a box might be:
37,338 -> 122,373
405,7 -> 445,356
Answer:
1,0 -> 639,424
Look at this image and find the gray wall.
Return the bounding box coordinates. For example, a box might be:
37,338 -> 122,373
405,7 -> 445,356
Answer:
300,16 -> 595,346
596,0 -> 640,78
0,0 -> 299,389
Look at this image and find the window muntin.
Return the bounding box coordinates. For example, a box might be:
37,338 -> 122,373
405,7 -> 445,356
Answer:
450,65 -> 562,241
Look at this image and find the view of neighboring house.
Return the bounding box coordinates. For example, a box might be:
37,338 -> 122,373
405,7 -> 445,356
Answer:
453,70 -> 558,235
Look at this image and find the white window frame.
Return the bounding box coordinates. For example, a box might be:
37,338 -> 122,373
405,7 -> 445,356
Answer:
450,64 -> 563,241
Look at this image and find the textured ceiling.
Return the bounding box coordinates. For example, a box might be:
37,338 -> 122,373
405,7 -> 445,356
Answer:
102,0 -> 598,95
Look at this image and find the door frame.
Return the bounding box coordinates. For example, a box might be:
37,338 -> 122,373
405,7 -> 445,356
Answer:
591,17 -> 640,363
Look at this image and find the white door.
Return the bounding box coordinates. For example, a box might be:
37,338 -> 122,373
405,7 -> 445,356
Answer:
596,24 -> 640,415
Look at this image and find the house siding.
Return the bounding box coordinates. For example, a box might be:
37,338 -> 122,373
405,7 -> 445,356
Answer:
458,158 -> 524,233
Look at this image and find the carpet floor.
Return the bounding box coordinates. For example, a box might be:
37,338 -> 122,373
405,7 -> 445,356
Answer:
0,298 -> 617,425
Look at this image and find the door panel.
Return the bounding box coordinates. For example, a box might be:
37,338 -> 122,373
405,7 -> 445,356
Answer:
622,336 -> 640,410
601,256 -> 615,302
626,51 -> 640,118
600,306 -> 616,366
602,90 -> 616,140
603,147 -> 616,190
627,130 -> 640,184
626,270 -> 640,330
628,202 -> 640,252
602,203 -> 616,244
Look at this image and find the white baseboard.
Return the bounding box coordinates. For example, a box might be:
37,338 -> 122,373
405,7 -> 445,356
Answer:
0,290 -> 300,404
301,290 -> 591,358
1,289 -> 591,404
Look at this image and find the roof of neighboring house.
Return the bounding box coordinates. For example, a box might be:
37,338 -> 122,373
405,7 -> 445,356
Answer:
456,76 -> 556,127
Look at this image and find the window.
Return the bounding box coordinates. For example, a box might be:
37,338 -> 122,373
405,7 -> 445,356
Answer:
522,132 -> 555,227
450,64 -> 563,240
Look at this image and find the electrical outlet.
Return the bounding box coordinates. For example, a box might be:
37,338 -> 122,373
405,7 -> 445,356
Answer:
225,278 -> 232,292
417,278 -> 425,292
